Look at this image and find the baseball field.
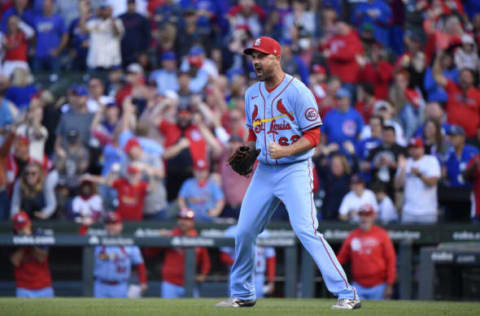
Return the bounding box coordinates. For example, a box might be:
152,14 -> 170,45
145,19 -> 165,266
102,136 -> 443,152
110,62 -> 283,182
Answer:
0,298 -> 479,316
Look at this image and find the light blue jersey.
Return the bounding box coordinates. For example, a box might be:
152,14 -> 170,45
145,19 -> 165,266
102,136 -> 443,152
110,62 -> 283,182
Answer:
245,74 -> 322,165
94,245 -> 144,283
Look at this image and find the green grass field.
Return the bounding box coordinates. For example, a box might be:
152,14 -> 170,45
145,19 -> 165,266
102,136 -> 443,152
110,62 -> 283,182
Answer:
0,298 -> 479,316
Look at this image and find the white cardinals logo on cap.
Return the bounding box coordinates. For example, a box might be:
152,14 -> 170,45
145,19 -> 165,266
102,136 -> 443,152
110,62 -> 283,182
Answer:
255,38 -> 261,46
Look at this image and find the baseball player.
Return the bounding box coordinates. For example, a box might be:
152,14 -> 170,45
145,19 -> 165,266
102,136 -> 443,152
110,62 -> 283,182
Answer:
144,208 -> 211,298
93,212 -> 147,298
10,211 -> 54,298
337,204 -> 396,300
217,36 -> 360,309
220,226 -> 276,298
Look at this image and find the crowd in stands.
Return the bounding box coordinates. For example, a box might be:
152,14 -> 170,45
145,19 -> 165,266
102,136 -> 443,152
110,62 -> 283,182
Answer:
1,0 -> 480,226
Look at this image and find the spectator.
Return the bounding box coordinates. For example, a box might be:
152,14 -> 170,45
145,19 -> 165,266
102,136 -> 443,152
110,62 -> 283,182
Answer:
93,212 -> 147,298
119,0 -> 151,67
371,182 -> 398,224
420,118 -> 448,157
90,102 -> 120,147
145,208 -> 211,298
321,21 -> 364,87
2,15 -> 34,78
322,88 -> 364,157
227,0 -> 265,39
357,115 -> 383,163
316,152 -> 352,221
32,0 -> 68,74
361,100 -> 406,146
54,128 -> 89,192
280,39 -> 309,85
10,162 -> 56,220
180,46 -> 219,94
5,67 -> 36,110
122,137 -> 167,220
1,0 -> 34,33
395,138 -> 441,223
283,0 -> 315,39
366,125 -> 407,199
178,159 -> 225,223
67,0 -> 90,71
16,103 -> 48,163
424,51 -> 458,103
337,204 -> 396,300
149,51 -> 179,96
358,44 -> 393,101
174,9 -> 204,60
86,77 -> 113,113
413,102 -> 451,138
354,83 -> 377,132
10,211 -> 54,298
84,163 -> 152,221
55,84 -> 94,153
220,226 -> 276,298
80,1 -> 125,71
160,102 -> 222,201
72,179 -> 103,231
0,127 -> 15,220
218,135 -> 251,219
339,174 -> 378,222
440,125 -> 479,222
433,52 -> 480,142
353,0 -> 392,48
454,34 -> 479,71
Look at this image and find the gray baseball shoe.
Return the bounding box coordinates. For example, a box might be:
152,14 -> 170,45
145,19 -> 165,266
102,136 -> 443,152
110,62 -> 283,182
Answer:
331,298 -> 362,310
215,298 -> 256,307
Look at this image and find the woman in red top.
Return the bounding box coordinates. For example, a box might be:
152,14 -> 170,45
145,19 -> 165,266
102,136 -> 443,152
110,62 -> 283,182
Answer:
145,208 -> 211,298
2,15 -> 34,78
10,211 -> 54,298
337,205 -> 396,300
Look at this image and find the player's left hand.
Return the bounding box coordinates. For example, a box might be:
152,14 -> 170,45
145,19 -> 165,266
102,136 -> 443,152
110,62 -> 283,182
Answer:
268,142 -> 288,159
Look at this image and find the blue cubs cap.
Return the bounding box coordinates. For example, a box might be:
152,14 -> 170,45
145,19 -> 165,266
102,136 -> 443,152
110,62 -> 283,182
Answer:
336,88 -> 350,99
189,46 -> 205,56
448,125 -> 465,136
71,84 -> 88,96
162,51 -> 176,61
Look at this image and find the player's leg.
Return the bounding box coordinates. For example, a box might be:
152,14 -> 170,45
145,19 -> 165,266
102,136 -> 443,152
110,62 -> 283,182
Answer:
276,160 -> 358,300
352,281 -> 368,300
230,164 -> 280,301
255,273 -> 265,298
16,288 -> 33,298
35,287 -> 54,298
368,282 -> 387,300
114,283 -> 128,298
93,282 -> 107,298
161,281 -> 184,298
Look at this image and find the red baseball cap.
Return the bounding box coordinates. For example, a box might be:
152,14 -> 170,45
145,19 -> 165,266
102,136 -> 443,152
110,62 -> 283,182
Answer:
408,137 -> 424,148
124,138 -> 141,153
244,36 -> 281,57
193,159 -> 209,171
178,208 -> 195,220
358,204 -> 376,216
13,211 -> 31,230
105,212 -> 122,224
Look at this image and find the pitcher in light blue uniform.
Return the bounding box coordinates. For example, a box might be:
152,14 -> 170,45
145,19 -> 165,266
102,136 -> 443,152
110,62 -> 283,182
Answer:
217,36 -> 360,310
